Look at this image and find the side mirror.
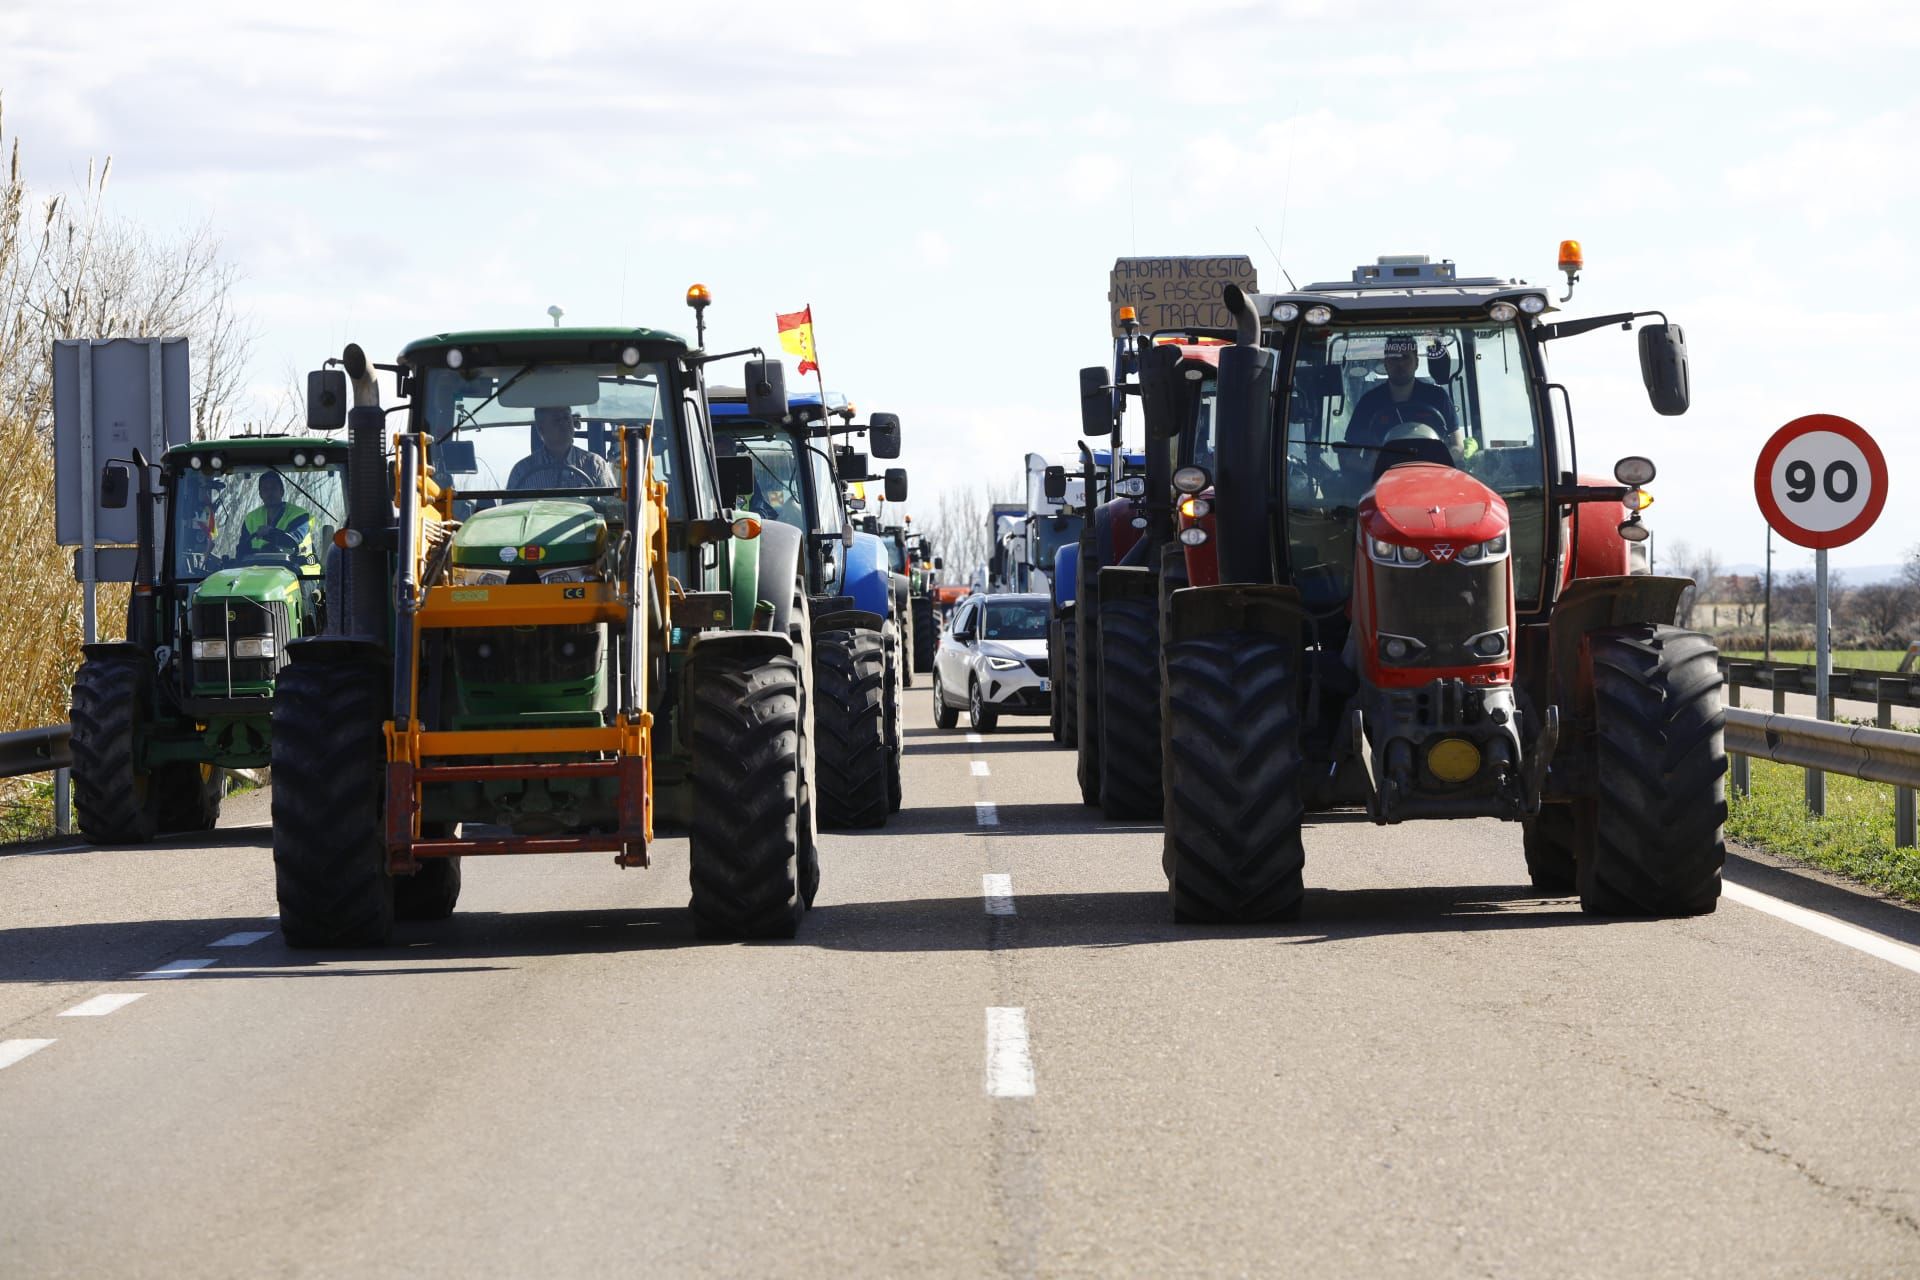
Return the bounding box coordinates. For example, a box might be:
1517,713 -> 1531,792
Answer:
307,369 -> 348,430
1043,465 -> 1067,501
868,411 -> 902,459
933,556 -> 943,570
435,440 -> 478,476
717,454 -> 754,502
100,463 -> 131,510
1079,366 -> 1112,437
884,467 -> 908,503
1137,343 -> 1186,441
745,359 -> 788,420
1638,323 -> 1689,416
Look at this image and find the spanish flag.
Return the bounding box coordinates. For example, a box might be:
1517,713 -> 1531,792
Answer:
776,307 -> 819,376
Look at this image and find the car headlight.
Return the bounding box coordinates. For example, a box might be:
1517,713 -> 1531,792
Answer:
191,639 -> 227,660
985,656 -> 1023,670
232,636 -> 277,660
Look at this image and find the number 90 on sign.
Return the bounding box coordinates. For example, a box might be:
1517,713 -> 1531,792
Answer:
1754,414 -> 1887,549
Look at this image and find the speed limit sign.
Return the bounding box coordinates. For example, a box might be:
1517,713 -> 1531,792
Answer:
1754,413 -> 1888,549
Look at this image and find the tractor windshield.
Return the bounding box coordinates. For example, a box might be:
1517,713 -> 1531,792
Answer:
1281,321 -> 1548,612
420,361 -> 687,520
713,423 -> 812,531
1031,513 -> 1081,568
170,460 -> 346,582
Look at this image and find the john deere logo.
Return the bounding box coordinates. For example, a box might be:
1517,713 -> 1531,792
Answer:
226,609 -> 238,622
1429,543 -> 1457,562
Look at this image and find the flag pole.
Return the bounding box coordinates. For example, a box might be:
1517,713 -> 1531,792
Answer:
808,303 -> 832,443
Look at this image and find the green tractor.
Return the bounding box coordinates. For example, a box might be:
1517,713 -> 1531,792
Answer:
271,289 -> 821,946
69,438 -> 348,843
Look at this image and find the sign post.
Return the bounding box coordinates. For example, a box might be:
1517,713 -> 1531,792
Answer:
1753,413 -> 1888,816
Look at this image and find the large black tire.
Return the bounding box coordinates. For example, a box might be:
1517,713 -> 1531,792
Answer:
70,653 -> 159,845
1058,612 -> 1079,752
272,656 -> 395,947
1075,586 -> 1102,807
882,621 -> 904,814
395,855 -> 463,920
813,627 -> 889,829
1047,617 -> 1065,744
1523,807 -> 1578,893
156,762 -> 225,834
1578,626 -> 1727,917
1162,631 -> 1306,923
787,588 -> 820,909
686,642 -> 805,939
912,595 -> 936,673
1095,594 -> 1162,820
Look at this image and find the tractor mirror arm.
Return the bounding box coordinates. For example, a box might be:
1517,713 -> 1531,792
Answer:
1537,310 -> 1667,342
1552,482 -> 1632,506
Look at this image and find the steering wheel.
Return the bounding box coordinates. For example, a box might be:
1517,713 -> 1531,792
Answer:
514,462 -> 604,492
1388,402 -> 1453,436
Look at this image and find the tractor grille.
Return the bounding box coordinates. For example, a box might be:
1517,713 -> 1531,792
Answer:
1373,559 -> 1506,668
454,624 -> 603,685
1026,657 -> 1050,678
192,598 -> 291,689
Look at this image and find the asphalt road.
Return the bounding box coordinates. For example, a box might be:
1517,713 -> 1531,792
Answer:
3,694 -> 1920,1278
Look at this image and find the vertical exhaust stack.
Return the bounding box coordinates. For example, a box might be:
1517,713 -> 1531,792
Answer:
341,345 -> 390,642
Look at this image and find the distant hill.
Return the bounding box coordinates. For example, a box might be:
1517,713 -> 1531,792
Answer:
1721,562 -> 1909,585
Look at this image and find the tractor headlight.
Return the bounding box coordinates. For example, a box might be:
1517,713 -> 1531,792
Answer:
1370,537 -> 1423,566
1378,634 -> 1426,664
232,636 -> 277,660
191,639 -> 228,660
1469,629 -> 1509,658
1178,526 -> 1209,546
1519,294 -> 1547,315
1271,301 -> 1301,322
1304,305 -> 1333,325
451,567 -> 511,586
1489,302 -> 1518,322
1458,534 -> 1509,564
986,656 -> 1022,671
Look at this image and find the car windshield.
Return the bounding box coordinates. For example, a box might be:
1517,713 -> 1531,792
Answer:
714,423 -> 812,530
420,361 -> 686,519
170,460 -> 346,582
1281,321 -> 1548,611
982,600 -> 1048,641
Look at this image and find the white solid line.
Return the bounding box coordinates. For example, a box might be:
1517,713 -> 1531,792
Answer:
966,731 -> 982,744
137,959 -> 216,979
0,1039 -> 56,1071
58,993 -> 146,1018
971,760 -> 991,777
209,931 -> 271,948
985,1007 -> 1035,1097
983,873 -> 1015,916
975,801 -> 999,827
1724,881 -> 1920,977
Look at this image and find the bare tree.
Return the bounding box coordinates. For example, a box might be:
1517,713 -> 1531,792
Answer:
1849,582 -> 1915,644
920,481 -> 1018,586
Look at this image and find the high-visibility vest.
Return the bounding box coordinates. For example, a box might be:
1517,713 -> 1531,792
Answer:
242,503 -> 315,566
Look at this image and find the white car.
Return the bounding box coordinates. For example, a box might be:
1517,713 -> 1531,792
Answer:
931,593 -> 1051,731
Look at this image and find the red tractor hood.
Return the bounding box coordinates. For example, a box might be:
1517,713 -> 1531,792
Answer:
1360,464 -> 1508,563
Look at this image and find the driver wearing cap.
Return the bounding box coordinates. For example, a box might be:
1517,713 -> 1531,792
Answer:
509,406 -> 616,491
1346,334 -> 1460,451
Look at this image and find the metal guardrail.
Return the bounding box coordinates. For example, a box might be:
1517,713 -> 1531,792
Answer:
0,723 -> 71,779
1722,658 -> 1920,711
1725,707 -> 1919,849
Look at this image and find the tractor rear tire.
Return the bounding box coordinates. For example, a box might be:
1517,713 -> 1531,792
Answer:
1162,631 -> 1306,923
395,855 -> 463,921
1522,807 -> 1578,894
1076,592 -> 1102,807
813,627 -> 889,829
1048,618 -> 1065,744
272,656 -> 395,947
1095,594 -> 1162,820
882,621 -> 904,814
70,653 -> 159,845
157,762 -> 226,834
1058,612 -> 1079,752
1578,626 -> 1727,917
911,595 -> 936,673
686,643 -> 805,939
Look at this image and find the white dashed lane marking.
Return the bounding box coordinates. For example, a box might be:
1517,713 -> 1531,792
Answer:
137,959 -> 216,979
966,732 -> 982,744
971,761 -> 991,777
985,1007 -> 1035,1098
983,873 -> 1015,915
975,801 -> 999,827
209,931 -> 272,948
1724,881 -> 1920,977
0,1039 -> 56,1071
58,994 -> 145,1018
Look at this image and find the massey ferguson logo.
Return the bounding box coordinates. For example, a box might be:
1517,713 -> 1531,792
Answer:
1429,543 -> 1457,563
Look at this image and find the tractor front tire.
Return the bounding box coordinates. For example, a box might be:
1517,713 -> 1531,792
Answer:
272,656 -> 395,947
1162,631 -> 1306,923
157,762 -> 226,834
1578,626 -> 1727,917
911,595 -> 936,673
1058,612 -> 1079,752
882,621 -> 904,814
1095,594 -> 1162,820
70,653 -> 158,845
686,643 -> 805,939
1522,807 -> 1578,894
813,627 -> 890,829
1075,594 -> 1102,807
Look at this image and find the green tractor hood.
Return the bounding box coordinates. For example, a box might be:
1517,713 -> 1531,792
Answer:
194,564 -> 303,607
453,501 -> 606,571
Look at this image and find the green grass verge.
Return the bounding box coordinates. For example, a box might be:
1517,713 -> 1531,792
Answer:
1730,758 -> 1920,903
1726,650 -> 1911,671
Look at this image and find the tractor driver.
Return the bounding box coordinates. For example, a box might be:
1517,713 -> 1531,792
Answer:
1346,334 -> 1461,452
509,405 -> 616,491
239,471 -> 316,567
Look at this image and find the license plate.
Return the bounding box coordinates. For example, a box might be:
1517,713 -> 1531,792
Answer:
1038,679 -> 1051,692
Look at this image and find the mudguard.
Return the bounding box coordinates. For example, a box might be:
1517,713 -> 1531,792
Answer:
1053,541 -> 1079,610
1099,564 -> 1156,604
1545,574 -> 1690,721
814,608 -> 886,634
1166,583 -> 1305,648
844,531 -> 893,618
285,635 -> 386,667
751,521 -> 803,636
684,629 -> 794,665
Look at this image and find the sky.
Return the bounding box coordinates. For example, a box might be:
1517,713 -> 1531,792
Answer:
4,0 -> 1918,575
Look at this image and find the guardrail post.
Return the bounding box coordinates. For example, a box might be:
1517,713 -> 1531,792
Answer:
54,767 -> 70,834
1880,680 -> 1916,849
1727,673 -> 1750,797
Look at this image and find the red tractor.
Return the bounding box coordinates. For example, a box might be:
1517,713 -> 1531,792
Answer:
1132,250 -> 1720,922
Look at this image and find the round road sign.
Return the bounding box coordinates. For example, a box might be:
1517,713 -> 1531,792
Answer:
1753,413 -> 1888,549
